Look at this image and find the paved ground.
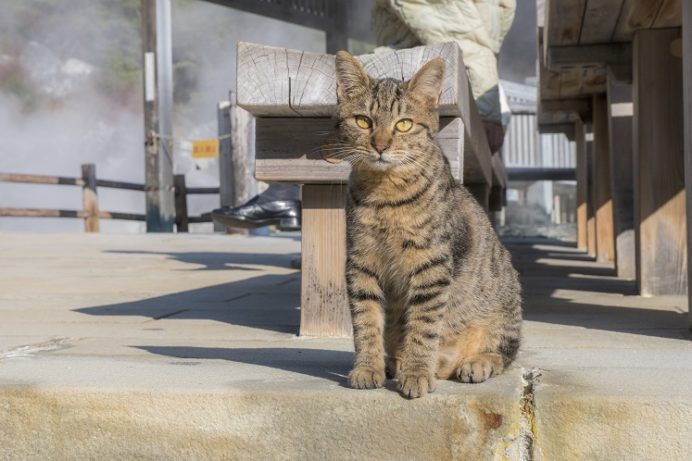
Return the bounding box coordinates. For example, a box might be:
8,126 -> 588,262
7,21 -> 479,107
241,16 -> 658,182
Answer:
0,233 -> 691,460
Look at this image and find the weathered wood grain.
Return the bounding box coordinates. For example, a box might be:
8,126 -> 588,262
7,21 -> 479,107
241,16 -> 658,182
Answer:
592,94 -> 616,263
300,184 -> 351,337
606,69 -> 636,279
237,42 -> 465,117
575,120 -> 588,251
544,0 -> 587,47
546,44 -> 631,70
683,0 -> 692,329
579,0 -> 626,44
81,164 -> 99,233
254,117 -> 466,183
586,126 -> 598,258
633,28 -> 687,296
613,0 -> 682,42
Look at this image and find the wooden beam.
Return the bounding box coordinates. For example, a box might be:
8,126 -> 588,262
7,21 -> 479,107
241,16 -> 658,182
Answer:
254,117 -> 467,184
237,42 -> 467,118
579,0 -> 626,44
538,122 -> 576,140
586,125 -> 597,258
683,0 -> 692,329
540,99 -> 592,117
546,43 -> 632,70
237,42 -> 492,185
300,184 -> 351,337
81,164 -> 99,233
633,27 -> 687,296
507,168 -> 575,181
200,0 -> 341,33
544,0 -> 586,48
575,120 -> 588,251
217,93 -> 257,231
607,68 -> 636,279
592,94 -> 616,264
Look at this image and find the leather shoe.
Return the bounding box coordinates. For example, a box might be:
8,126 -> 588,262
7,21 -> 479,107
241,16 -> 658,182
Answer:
212,196 -> 301,231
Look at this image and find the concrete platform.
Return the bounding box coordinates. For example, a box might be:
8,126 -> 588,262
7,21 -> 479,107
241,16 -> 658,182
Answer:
0,233 -> 691,460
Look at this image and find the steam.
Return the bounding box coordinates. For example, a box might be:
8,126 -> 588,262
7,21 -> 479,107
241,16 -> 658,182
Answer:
0,0 -> 323,233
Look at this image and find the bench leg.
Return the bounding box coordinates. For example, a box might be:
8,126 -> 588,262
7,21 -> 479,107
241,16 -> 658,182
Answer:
300,184 -> 352,337
633,28 -> 687,296
466,183 -> 490,212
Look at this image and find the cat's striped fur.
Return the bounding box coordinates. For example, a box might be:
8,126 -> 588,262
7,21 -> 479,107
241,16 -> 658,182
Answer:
331,51 -> 522,399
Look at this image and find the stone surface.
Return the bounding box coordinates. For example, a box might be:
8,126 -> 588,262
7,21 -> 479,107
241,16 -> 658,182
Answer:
0,234 -> 691,460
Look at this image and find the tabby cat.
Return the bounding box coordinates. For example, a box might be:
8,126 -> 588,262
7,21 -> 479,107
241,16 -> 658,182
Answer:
330,51 -> 523,399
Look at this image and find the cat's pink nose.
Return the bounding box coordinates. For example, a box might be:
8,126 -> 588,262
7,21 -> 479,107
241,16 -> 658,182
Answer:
373,142 -> 389,154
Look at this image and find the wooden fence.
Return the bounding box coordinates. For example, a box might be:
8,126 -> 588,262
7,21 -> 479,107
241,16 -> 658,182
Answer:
0,164 -> 217,232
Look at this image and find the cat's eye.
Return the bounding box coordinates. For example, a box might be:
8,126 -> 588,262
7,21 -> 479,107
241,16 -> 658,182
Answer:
395,119 -> 413,132
355,115 -> 372,129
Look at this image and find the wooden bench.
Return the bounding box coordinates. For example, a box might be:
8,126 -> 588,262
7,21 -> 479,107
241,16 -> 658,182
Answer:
236,41 -> 505,337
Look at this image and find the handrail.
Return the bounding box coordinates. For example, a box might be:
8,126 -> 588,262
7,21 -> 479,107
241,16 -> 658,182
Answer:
0,164 -> 217,232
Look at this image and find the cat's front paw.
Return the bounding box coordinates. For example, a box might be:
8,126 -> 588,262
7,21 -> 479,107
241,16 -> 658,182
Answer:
349,366 -> 386,390
398,368 -> 436,399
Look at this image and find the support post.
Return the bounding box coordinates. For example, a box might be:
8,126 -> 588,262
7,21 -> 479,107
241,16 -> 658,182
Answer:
141,0 -> 175,232
300,184 -> 351,337
325,0 -> 348,53
174,174 -> 189,232
575,120 -> 588,251
81,164 -> 99,233
466,183 -> 490,212
592,94 -> 615,263
607,69 -> 636,279
683,0 -> 692,328
585,125 -> 597,258
633,28 -> 687,296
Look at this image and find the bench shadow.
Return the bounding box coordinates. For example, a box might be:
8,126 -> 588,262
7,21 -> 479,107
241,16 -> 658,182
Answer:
74,273 -> 302,334
135,346 -> 353,385
105,250 -> 300,271
505,238 -> 691,341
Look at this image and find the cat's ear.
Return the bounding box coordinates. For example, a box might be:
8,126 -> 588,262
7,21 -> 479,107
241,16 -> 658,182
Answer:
407,58 -> 445,108
335,51 -> 369,100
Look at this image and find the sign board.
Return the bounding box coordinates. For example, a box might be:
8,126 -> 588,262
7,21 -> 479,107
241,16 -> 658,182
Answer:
192,139 -> 219,158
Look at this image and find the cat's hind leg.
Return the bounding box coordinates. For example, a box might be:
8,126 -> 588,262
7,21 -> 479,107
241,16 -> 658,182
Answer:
435,326 -> 508,383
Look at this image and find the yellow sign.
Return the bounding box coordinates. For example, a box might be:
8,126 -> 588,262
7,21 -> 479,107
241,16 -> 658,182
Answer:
192,139 -> 219,158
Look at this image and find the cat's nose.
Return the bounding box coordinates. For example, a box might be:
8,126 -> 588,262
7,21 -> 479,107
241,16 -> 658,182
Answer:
372,141 -> 389,154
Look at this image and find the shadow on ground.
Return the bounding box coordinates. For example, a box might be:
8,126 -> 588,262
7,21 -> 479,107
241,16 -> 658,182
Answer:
135,346 -> 352,385
105,250 -> 300,271
74,272 -> 301,334
507,238 -> 691,341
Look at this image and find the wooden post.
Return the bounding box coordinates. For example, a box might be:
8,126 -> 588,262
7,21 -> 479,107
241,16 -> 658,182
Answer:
300,184 -> 351,337
141,0 -> 175,232
217,94 -> 257,233
575,120 -> 588,251
585,125 -> 597,258
683,0 -> 692,329
466,183 -> 490,212
607,68 -> 636,279
173,174 -> 189,232
592,94 -> 615,264
325,0 -> 348,53
81,164 -> 99,233
633,28 -> 687,296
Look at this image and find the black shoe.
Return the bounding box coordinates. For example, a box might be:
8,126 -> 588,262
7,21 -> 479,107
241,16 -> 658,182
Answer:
212,196 -> 301,231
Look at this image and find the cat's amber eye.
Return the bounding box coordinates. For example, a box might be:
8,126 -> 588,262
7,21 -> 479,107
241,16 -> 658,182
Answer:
395,119 -> 413,132
355,115 -> 372,129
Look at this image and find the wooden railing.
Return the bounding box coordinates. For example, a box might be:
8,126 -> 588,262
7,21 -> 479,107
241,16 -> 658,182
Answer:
0,164 -> 217,232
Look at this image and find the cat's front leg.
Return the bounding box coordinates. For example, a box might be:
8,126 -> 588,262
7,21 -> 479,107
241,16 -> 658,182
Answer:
398,255 -> 451,398
346,261 -> 386,390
